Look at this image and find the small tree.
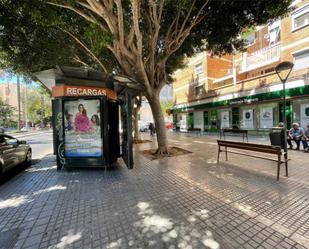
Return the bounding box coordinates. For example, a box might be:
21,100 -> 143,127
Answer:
0,98 -> 15,127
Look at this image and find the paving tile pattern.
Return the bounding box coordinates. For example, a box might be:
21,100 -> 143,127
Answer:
0,133 -> 308,248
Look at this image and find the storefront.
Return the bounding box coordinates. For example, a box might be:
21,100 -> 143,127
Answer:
173,84 -> 309,132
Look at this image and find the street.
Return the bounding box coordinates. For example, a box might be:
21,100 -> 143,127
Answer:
0,131 -> 54,186
14,131 -> 54,160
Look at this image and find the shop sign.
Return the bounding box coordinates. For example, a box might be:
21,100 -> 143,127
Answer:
52,85 -> 117,100
300,103 -> 309,129
242,109 -> 254,129
221,110 -> 230,128
229,97 -> 259,106
260,107 -> 273,128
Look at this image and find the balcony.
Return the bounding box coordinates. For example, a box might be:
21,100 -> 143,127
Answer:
240,44 -> 281,72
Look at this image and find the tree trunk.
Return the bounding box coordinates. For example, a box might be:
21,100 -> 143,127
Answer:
148,93 -> 169,154
133,105 -> 141,142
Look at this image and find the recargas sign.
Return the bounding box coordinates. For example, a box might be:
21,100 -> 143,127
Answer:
66,87 -> 106,96
52,85 -> 117,100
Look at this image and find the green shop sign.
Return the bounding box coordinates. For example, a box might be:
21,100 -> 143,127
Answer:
173,85 -> 309,112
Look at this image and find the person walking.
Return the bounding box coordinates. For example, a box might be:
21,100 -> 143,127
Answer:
149,122 -> 155,137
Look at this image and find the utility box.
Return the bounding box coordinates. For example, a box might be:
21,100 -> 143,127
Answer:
269,127 -> 285,149
35,67 -> 134,170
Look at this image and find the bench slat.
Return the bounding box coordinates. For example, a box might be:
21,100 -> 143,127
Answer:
223,150 -> 283,162
217,140 -> 281,154
223,129 -> 248,134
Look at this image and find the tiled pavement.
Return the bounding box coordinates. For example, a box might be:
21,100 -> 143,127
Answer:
0,132 -> 309,248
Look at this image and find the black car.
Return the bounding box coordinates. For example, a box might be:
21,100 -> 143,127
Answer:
0,134 -> 32,174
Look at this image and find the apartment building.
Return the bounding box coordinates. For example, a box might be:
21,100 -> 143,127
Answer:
172,0 -> 309,132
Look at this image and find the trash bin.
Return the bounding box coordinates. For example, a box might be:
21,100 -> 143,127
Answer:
269,127 -> 285,149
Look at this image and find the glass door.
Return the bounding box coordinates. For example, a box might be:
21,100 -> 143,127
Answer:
279,101 -> 292,129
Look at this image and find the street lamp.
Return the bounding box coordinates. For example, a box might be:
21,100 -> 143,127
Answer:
275,61 -> 294,154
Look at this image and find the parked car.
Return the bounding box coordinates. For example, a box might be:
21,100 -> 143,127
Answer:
165,122 -> 173,129
0,134 -> 32,174
0,127 -> 5,133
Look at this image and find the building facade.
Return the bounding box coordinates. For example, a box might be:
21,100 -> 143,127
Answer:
172,0 -> 309,133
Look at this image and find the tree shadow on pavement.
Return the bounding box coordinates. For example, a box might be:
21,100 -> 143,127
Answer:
0,159 -> 40,186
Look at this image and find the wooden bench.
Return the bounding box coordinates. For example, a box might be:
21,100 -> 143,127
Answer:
217,140 -> 288,180
220,128 -> 248,142
186,128 -> 202,137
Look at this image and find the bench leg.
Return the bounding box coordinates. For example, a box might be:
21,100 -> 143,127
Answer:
225,146 -> 228,161
285,153 -> 288,177
277,154 -> 280,181
217,146 -> 220,166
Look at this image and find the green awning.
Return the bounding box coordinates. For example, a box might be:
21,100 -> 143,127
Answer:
173,85 -> 309,112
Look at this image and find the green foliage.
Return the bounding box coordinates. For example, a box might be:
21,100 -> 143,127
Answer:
0,0 -> 115,76
0,0 -> 293,81
24,86 -> 52,123
160,100 -> 173,116
0,97 -> 15,127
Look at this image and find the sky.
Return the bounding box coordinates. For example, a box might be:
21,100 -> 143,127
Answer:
0,70 -> 40,88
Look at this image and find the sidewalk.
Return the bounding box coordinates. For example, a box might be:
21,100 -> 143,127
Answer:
0,132 -> 308,248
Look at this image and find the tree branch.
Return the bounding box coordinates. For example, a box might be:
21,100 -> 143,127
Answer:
72,55 -> 93,69
47,2 -> 97,24
59,27 -> 108,73
115,0 -> 124,45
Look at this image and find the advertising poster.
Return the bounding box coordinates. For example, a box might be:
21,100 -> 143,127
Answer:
300,103 -> 309,129
64,99 -> 102,157
242,109 -> 254,129
260,107 -> 273,128
221,110 -> 230,128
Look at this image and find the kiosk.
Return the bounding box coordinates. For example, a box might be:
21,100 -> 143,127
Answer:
35,67 -> 134,170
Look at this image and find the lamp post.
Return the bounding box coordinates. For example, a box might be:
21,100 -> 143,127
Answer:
275,61 -> 294,154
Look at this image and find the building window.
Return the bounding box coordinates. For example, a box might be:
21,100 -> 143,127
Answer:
242,28 -> 255,47
195,63 -> 203,75
293,49 -> 309,70
268,20 -> 280,45
292,4 -> 309,31
195,85 -> 205,96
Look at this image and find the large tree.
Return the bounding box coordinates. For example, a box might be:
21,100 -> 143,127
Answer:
0,0 -> 292,154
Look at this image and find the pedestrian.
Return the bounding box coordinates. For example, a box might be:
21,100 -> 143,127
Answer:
287,123 -> 306,150
149,122 -> 154,137
303,124 -> 309,152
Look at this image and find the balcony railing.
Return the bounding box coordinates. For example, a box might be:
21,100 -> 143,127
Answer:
241,44 -> 280,72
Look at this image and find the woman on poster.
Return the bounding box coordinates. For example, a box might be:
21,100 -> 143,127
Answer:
75,104 -> 90,132
90,114 -> 100,131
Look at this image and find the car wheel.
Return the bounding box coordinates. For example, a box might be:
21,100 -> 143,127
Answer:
25,149 -> 32,165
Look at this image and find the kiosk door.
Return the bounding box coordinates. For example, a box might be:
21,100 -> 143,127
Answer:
120,93 -> 133,169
